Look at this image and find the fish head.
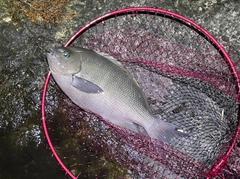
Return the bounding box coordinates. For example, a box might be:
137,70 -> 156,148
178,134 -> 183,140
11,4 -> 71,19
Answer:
46,46 -> 81,75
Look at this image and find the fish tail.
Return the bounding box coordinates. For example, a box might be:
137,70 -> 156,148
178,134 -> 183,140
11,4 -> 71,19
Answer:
147,117 -> 189,143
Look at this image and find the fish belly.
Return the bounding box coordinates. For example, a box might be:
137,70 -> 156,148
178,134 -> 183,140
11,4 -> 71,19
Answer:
52,73 -> 149,133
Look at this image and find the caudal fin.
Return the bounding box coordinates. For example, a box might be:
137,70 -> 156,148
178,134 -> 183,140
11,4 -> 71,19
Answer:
147,119 -> 189,143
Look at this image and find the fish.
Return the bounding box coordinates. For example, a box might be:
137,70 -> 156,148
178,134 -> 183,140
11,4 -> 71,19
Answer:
46,45 -> 189,143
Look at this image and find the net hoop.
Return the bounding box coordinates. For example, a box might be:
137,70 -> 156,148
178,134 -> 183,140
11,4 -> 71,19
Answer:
41,7 -> 240,179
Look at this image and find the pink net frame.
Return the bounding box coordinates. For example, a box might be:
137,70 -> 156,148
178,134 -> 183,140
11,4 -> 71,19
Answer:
41,7 -> 240,178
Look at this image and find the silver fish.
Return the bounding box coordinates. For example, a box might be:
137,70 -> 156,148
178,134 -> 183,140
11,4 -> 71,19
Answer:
46,46 -> 188,143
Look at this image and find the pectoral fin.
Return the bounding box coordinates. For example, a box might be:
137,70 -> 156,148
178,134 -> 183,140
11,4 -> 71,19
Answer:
71,75 -> 103,93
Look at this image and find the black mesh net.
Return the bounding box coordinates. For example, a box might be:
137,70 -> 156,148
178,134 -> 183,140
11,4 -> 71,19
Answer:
43,8 -> 240,178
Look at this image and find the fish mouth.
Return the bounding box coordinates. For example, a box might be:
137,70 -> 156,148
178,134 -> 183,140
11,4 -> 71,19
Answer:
47,48 -> 55,56
46,43 -> 61,56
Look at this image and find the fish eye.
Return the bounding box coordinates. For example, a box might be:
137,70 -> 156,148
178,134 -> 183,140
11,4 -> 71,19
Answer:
63,51 -> 70,58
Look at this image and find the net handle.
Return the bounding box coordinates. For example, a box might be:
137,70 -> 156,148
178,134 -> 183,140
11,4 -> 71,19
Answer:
41,7 -> 240,178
